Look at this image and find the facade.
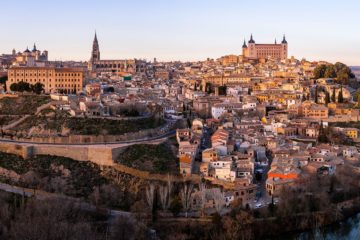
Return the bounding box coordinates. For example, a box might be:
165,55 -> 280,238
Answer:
7,67 -> 84,94
88,32 -> 137,75
242,34 -> 288,60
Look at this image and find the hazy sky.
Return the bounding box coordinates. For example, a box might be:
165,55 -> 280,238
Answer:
1,0 -> 359,65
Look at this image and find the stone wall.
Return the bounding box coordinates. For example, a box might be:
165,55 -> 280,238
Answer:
0,142 -> 115,166
0,143 -> 33,159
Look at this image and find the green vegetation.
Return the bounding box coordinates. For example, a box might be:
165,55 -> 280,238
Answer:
116,142 -> 178,174
314,62 -> 355,84
10,81 -> 44,94
16,109 -> 69,131
0,152 -> 107,198
0,76 -> 7,91
0,95 -> 50,115
0,116 -> 21,126
67,116 -> 164,135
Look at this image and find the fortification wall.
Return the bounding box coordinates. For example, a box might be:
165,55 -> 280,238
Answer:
0,142 -> 115,166
0,143 -> 32,159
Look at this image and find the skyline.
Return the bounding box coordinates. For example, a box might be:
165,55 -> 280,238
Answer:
1,0 -> 360,65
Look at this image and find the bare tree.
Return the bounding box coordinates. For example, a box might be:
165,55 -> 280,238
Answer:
158,184 -> 168,210
180,182 -> 194,217
145,183 -> 155,212
167,174 -> 173,209
211,188 -> 225,214
199,182 -> 207,216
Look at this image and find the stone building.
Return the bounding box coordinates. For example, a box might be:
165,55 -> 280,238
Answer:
7,66 -> 84,94
242,34 -> 288,60
88,32 -> 146,75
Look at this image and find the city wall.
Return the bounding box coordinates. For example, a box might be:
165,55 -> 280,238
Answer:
0,142 -> 115,166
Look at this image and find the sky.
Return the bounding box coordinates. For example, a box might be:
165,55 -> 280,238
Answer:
1,0 -> 360,65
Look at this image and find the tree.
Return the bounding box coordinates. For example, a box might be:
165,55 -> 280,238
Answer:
318,121 -> 329,143
145,183 -> 155,214
314,85 -> 319,103
210,188 -> 225,214
324,65 -> 336,78
199,182 -> 207,216
205,82 -> 212,94
158,184 -> 169,211
0,76 -> 7,91
338,85 -> 344,103
180,182 -> 193,217
31,82 -> 44,94
169,196 -> 182,217
313,65 -> 327,79
325,91 -> 330,105
331,87 -> 336,103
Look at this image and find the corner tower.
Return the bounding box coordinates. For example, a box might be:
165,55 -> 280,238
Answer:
281,34 -> 288,59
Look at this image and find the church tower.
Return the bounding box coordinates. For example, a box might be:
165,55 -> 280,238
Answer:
91,32 -> 100,62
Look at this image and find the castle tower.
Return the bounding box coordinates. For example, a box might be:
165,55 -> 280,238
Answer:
281,34 -> 288,59
242,39 -> 248,56
91,31 -> 100,62
248,34 -> 256,59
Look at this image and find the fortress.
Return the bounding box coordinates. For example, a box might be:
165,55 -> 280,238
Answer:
242,34 -> 288,60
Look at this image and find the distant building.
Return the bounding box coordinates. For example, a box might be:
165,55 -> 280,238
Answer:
88,32 -> 143,76
242,34 -> 288,60
7,66 -> 84,94
1,44 -> 48,68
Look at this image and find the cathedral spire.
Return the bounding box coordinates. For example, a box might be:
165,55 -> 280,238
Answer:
94,31 -> 98,44
91,31 -> 100,62
282,34 -> 287,44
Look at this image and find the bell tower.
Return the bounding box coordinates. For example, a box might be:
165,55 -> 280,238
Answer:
91,31 -> 100,62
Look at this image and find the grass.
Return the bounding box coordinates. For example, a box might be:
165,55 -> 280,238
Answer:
0,152 -> 108,198
116,142 -> 178,174
0,95 -> 50,115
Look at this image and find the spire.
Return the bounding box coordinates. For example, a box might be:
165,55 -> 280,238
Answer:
32,43 -> 37,52
248,34 -> 255,43
282,34 -> 287,44
94,31 -> 98,42
91,30 -> 100,61
275,38 -> 277,44
242,38 -> 247,48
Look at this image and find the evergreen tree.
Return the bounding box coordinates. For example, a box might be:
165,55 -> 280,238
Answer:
331,87 -> 336,103
318,121 -> 329,143
325,91 -> 330,105
338,85 -> 344,103
314,86 -> 318,103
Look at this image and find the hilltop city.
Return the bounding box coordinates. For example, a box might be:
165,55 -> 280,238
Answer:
0,33 -> 359,239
